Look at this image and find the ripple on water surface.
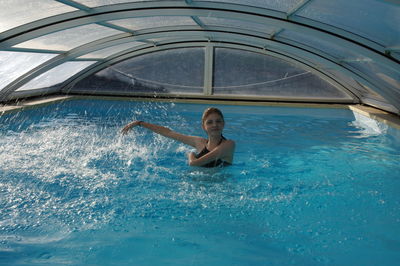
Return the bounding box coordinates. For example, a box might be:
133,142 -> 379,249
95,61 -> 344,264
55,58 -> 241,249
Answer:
0,100 -> 399,265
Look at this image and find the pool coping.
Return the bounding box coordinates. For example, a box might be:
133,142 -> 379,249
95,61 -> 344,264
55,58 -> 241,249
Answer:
1,95 -> 400,129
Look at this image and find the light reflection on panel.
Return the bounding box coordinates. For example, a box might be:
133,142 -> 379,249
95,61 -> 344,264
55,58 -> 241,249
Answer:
391,51 -> 400,61
79,42 -> 145,59
147,37 -> 207,44
109,16 -> 198,31
326,68 -> 398,113
296,0 -> 400,47
213,48 -> 350,99
75,0 -> 152,8
71,48 -> 204,94
198,17 -> 277,35
16,61 -> 96,91
347,60 -> 400,92
278,30 -> 367,61
0,0 -> 76,33
326,68 -> 378,98
0,51 -> 57,91
196,0 -> 300,12
14,25 -> 122,51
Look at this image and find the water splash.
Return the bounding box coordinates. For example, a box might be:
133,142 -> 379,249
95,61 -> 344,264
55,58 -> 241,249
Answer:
350,111 -> 388,137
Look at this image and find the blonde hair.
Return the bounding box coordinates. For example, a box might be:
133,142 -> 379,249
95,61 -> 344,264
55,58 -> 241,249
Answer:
202,107 -> 224,126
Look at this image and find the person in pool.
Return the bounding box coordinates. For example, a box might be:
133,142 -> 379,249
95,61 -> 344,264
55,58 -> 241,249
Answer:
121,107 -> 235,167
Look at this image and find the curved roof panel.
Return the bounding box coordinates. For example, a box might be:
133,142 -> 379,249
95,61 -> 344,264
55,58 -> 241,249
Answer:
0,0 -> 399,113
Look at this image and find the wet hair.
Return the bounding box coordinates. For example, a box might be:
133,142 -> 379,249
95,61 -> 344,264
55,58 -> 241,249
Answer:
202,107 -> 224,126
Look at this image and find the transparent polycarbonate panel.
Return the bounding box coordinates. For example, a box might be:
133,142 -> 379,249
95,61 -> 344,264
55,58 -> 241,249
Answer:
392,51 -> 400,61
0,51 -> 57,91
347,60 -> 400,95
357,83 -> 399,114
75,0 -> 152,8
146,37 -> 207,44
213,48 -> 350,99
14,25 -> 122,51
279,30 -> 367,61
326,69 -> 378,98
296,0 -> 400,47
197,0 -> 300,12
109,16 -> 198,31
71,48 -> 204,94
198,17 -> 277,35
324,68 -> 397,112
79,42 -> 144,59
0,0 -> 76,33
17,61 -> 96,91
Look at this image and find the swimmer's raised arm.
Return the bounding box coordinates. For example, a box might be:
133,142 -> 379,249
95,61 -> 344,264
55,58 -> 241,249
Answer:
122,107 -> 234,167
121,120 -> 203,148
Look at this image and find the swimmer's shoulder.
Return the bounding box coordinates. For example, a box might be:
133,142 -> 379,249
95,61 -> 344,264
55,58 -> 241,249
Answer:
222,138 -> 235,150
223,138 -> 235,145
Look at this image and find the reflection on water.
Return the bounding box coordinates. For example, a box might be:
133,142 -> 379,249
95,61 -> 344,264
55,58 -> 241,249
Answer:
0,100 -> 399,265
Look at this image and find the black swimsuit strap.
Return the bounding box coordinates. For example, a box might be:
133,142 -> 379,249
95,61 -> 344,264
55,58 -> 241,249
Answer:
195,135 -> 230,167
196,135 -> 226,159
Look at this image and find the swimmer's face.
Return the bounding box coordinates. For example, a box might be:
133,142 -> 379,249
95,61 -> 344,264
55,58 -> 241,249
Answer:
202,113 -> 224,135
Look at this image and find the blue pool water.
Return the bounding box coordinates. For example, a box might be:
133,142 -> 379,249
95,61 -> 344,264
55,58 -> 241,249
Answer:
0,99 -> 399,265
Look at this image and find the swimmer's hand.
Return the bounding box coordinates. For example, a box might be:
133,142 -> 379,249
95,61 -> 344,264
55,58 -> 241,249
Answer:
121,121 -> 142,135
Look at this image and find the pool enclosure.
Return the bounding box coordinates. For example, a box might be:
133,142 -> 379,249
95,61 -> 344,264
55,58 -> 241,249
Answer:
0,0 -> 399,114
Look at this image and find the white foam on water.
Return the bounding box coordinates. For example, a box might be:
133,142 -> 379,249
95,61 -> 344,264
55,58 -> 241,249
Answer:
350,111 -> 388,137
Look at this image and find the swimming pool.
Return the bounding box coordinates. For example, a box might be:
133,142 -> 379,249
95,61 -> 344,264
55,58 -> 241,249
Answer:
1,99 -> 399,265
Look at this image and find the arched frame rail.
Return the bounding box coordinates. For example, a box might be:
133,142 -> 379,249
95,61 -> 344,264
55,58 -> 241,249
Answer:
2,31 -> 364,103
61,41 -> 359,103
